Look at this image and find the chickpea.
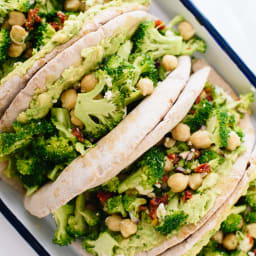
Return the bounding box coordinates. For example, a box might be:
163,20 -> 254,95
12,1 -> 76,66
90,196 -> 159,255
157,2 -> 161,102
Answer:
61,89 -> 78,110
190,130 -> 212,149
227,131 -> 241,151
120,219 -> 137,238
164,156 -> 173,172
188,173 -> 203,190
10,25 -> 28,45
223,233 -> 238,251
247,223 -> 256,239
70,110 -> 83,127
171,123 -> 191,142
162,55 -> 178,72
168,173 -> 189,193
105,215 -> 122,232
178,21 -> 195,41
8,11 -> 26,26
164,137 -> 176,148
80,73 -> 98,93
136,78 -> 154,96
212,231 -> 224,244
8,43 -> 26,58
64,0 -> 81,11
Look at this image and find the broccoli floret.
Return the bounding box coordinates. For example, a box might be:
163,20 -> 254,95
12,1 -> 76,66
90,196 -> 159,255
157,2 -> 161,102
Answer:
245,191 -> 256,209
199,240 -> 228,256
84,232 -> 118,256
104,53 -> 158,105
230,251 -> 248,256
166,15 -> 184,34
130,53 -> 159,85
245,211 -> 256,224
15,151 -> 49,190
155,211 -> 188,235
206,109 -> 232,149
47,164 -> 65,181
33,23 -> 56,50
34,136 -> 77,163
132,21 -> 183,60
118,147 -> 165,194
74,70 -> 125,140
102,177 -> 120,193
51,108 -> 75,141
230,92 -> 254,115
122,194 -> 147,218
181,37 -> 207,55
184,99 -> 214,133
53,204 -> 74,246
221,213 -> 243,233
199,150 -> 218,164
13,119 -> 55,135
35,0 -> 64,17
67,194 -> 89,238
0,119 -> 54,157
106,195 -> 127,217
0,28 -> 11,65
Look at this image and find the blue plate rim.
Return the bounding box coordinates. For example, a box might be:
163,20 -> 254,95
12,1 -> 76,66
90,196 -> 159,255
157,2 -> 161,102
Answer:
1,1 -> 256,256
0,199 -> 50,256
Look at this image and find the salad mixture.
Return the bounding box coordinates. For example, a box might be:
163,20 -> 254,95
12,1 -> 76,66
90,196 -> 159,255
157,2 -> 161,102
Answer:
0,0 -> 82,79
200,179 -> 256,256
51,81 -> 253,255
0,17 -> 205,195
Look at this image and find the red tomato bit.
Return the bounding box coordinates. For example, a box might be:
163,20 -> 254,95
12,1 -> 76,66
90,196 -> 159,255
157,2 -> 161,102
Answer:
149,194 -> 169,221
183,190 -> 192,202
155,19 -> 166,30
50,22 -> 61,31
72,127 -> 84,143
161,174 -> 169,184
97,192 -> 112,203
25,8 -> 41,30
195,163 -> 211,173
57,11 -> 66,24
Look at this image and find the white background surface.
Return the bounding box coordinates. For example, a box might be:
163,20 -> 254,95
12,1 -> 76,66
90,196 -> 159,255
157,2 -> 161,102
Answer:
1,1 -> 255,255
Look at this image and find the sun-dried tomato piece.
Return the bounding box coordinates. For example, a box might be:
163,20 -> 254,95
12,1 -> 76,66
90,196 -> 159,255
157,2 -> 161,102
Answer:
25,8 -> 41,30
183,190 -> 192,202
149,194 -> 169,221
161,174 -> 169,184
155,19 -> 166,30
97,192 -> 112,203
50,21 -> 61,31
72,127 -> 84,143
168,153 -> 180,164
194,163 -> 211,173
138,205 -> 147,213
57,11 -> 66,24
193,149 -> 200,159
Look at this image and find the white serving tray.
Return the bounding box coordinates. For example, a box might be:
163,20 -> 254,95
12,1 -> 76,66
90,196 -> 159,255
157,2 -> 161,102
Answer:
1,1 -> 256,255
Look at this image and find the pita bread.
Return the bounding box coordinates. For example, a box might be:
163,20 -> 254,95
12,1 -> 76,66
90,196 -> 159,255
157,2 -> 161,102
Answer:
24,55 -> 192,217
0,2 -> 148,119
